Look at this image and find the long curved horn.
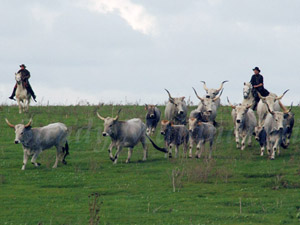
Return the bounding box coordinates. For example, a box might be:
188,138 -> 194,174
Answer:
275,89 -> 289,100
164,89 -> 174,101
278,100 -> 288,112
284,102 -> 293,114
5,118 -> 15,128
213,88 -> 224,101
227,97 -> 236,109
265,103 -> 274,115
200,81 -> 209,92
192,87 -> 204,101
114,109 -> 122,121
257,92 -> 266,100
96,112 -> 105,120
217,80 -> 229,92
24,118 -> 32,128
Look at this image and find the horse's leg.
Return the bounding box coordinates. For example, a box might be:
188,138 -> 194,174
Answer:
17,98 -> 22,114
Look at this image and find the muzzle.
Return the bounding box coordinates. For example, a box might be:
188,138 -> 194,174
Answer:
102,132 -> 108,137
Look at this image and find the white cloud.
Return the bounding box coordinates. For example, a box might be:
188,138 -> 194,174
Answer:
83,0 -> 158,35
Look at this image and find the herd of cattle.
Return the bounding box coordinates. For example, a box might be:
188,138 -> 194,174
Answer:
5,81 -> 295,170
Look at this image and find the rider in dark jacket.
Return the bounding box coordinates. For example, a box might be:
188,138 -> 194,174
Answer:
9,64 -> 37,102
250,67 -> 269,110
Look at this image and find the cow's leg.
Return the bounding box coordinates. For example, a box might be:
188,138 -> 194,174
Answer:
195,142 -> 201,158
126,148 -> 133,163
169,144 -> 173,158
241,133 -> 247,150
235,129 -> 240,149
108,143 -> 115,161
189,140 -> 194,158
208,140 -> 213,159
31,151 -> 41,167
247,131 -> 252,147
17,98 -> 22,114
260,143 -> 265,156
141,137 -> 147,161
53,146 -> 63,168
174,145 -> 179,158
113,146 -> 123,164
196,140 -> 205,158
22,150 -> 29,170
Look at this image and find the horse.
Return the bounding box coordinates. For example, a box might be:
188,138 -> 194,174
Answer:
242,82 -> 256,107
15,73 -> 31,113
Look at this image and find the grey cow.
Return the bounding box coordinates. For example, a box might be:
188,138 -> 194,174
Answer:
253,126 -> 267,156
5,119 -> 69,170
160,120 -> 189,158
97,109 -> 167,164
191,87 -> 222,125
279,101 -> 295,149
263,103 -> 292,159
145,104 -> 161,136
188,118 -> 216,159
164,89 -> 187,125
228,98 -> 257,150
200,80 -> 228,108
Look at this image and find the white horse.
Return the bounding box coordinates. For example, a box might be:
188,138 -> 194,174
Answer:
242,82 -> 256,107
15,73 -> 31,113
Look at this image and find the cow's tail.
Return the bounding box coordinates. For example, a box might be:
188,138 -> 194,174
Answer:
145,134 -> 168,153
62,141 -> 69,165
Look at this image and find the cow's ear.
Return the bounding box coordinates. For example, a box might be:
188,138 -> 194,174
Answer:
25,126 -> 32,130
284,113 -> 289,119
170,122 -> 174,126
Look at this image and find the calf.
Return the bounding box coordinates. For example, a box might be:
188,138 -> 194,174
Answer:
228,98 -> 257,150
145,104 -> 161,136
5,119 -> 69,170
160,120 -> 189,158
263,103 -> 292,159
188,118 -> 216,159
254,126 -> 267,156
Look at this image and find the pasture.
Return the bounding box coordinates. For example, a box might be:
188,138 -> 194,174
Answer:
0,104 -> 300,225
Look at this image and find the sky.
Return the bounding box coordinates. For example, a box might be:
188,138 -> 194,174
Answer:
0,0 -> 299,106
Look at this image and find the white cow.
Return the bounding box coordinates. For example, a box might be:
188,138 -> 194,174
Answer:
5,119 -> 69,170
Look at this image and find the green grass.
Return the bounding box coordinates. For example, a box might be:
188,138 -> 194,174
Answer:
0,104 -> 300,225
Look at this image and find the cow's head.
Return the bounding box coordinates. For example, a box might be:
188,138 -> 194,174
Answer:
193,87 -> 222,114
258,89 -> 289,112
5,118 -> 32,144
266,102 -> 292,133
145,104 -> 157,118
165,89 -> 186,115
188,117 -> 202,132
243,82 -> 252,99
160,120 -> 172,135
97,109 -> 121,137
254,126 -> 264,141
227,97 -> 252,126
201,80 -> 228,98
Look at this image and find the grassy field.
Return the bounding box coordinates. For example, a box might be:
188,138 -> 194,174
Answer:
0,104 -> 300,225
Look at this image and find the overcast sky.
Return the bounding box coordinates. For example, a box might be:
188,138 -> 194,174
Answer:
0,0 -> 299,106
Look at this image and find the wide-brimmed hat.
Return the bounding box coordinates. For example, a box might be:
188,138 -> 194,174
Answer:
19,64 -> 26,68
253,67 -> 260,72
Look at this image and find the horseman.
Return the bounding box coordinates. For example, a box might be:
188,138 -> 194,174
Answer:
9,64 -> 37,102
250,67 -> 269,110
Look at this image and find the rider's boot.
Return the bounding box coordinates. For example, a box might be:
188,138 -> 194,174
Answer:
9,85 -> 17,101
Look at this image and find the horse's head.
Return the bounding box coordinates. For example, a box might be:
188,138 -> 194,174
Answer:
15,73 -> 22,84
243,82 -> 252,99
